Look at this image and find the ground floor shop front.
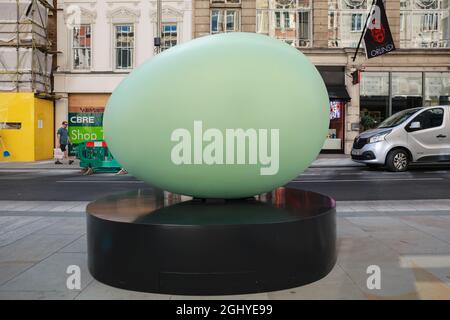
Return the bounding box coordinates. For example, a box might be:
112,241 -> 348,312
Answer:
308,48 -> 450,154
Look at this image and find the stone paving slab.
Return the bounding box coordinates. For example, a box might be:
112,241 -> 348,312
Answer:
2,200 -> 450,214
0,252 -> 92,293
0,210 -> 448,299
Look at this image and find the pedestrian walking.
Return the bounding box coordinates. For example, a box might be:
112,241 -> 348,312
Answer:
55,121 -> 74,165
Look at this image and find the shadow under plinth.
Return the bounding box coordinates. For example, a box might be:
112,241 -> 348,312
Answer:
86,187 -> 337,295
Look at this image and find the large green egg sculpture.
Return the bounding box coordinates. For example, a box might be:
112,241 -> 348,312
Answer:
104,33 -> 329,199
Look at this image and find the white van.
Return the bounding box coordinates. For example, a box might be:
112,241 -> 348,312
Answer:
351,105 -> 450,171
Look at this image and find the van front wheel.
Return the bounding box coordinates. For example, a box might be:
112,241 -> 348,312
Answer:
386,149 -> 409,172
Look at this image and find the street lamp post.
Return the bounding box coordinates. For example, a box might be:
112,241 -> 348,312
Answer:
154,0 -> 162,54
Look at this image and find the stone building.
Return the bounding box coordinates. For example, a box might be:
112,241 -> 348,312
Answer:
193,0 -> 450,154
54,0 -> 192,153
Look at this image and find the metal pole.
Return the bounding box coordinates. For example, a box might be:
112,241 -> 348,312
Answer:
352,0 -> 376,62
154,0 -> 162,54
16,0 -> 19,92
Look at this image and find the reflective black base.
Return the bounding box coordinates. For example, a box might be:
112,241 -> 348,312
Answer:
87,188 -> 336,295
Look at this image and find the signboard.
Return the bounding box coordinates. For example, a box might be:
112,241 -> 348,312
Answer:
68,94 -> 109,155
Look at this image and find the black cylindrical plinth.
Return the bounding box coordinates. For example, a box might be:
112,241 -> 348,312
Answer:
87,187 -> 336,295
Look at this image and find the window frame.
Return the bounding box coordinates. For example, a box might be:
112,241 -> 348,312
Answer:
161,23 -> 178,52
406,107 -> 445,132
71,24 -> 92,71
256,0 -> 313,47
400,0 -> 449,48
210,9 -> 241,34
351,13 -> 363,32
210,0 -> 241,4
113,23 -> 135,71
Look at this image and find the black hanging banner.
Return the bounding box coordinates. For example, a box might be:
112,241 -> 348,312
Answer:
363,0 -> 396,59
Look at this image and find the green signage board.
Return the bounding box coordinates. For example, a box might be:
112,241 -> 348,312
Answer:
69,126 -> 104,144
69,112 -> 103,127
68,112 -> 105,156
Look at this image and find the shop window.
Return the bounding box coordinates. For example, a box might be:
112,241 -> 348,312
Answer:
161,24 -> 177,52
211,9 -> 240,34
72,24 -> 91,70
400,0 -> 450,48
360,72 -> 390,130
256,0 -> 312,47
361,71 -> 450,132
114,24 -> 134,70
392,72 -> 423,114
323,100 -> 345,151
424,72 -> 450,106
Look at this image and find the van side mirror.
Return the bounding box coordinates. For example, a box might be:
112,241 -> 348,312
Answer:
409,121 -> 421,130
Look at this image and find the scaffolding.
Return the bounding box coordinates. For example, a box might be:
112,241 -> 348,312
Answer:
0,0 -> 55,96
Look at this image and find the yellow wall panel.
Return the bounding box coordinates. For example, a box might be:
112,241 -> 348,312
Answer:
0,93 -> 54,161
34,98 -> 54,161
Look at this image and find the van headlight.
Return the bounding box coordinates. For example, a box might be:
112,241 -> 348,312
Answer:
368,130 -> 392,144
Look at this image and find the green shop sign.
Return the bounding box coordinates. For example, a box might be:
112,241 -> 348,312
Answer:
69,126 -> 104,144
69,112 -> 103,127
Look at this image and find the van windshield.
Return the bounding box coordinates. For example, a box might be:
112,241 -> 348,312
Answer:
378,108 -> 423,128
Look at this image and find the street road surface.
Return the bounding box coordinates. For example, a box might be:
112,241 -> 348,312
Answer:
1,164 -> 450,201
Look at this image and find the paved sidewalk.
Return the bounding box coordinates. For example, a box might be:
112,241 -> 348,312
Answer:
2,199 -> 450,215
0,200 -> 449,300
0,159 -> 81,170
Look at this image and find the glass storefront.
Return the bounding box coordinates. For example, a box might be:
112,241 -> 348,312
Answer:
360,72 -> 389,130
391,72 -> 423,114
317,66 -> 349,152
360,71 -> 450,131
424,72 -> 450,105
323,100 -> 346,151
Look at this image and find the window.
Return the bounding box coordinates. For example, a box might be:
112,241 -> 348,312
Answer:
421,13 -> 439,31
351,13 -> 363,32
226,11 -> 239,32
400,0 -> 449,48
72,25 -> 91,70
283,12 -> 290,28
409,108 -> 444,130
328,0 -> 369,47
211,0 -> 240,3
361,72 -> 450,132
211,10 -> 240,34
424,72 -> 450,106
392,72 -> 423,114
256,0 -> 312,47
161,24 -> 177,51
114,24 -> 134,70
298,11 -> 309,40
360,72 -> 390,128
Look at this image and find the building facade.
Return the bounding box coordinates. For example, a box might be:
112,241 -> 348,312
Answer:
54,0 -> 192,151
0,0 -> 56,162
193,0 -> 450,154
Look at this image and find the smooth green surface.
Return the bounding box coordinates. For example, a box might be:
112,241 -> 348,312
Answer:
104,33 -> 329,198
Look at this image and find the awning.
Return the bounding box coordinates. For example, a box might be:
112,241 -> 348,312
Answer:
326,85 -> 351,101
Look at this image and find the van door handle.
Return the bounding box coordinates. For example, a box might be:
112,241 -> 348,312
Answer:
436,134 -> 447,138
